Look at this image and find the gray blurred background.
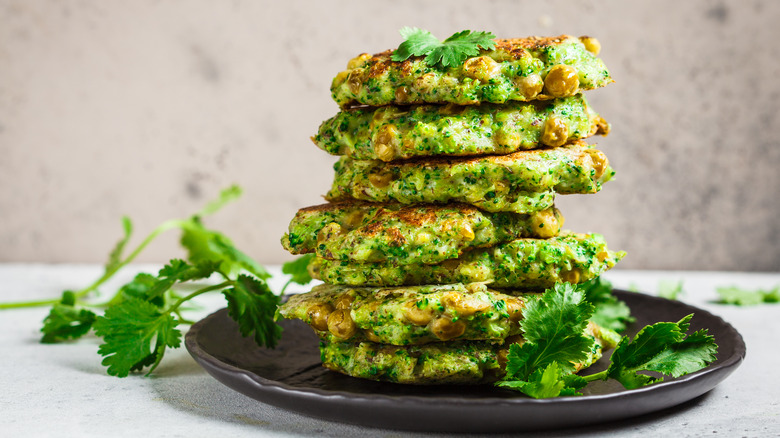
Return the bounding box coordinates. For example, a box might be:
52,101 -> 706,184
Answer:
1,0 -> 778,271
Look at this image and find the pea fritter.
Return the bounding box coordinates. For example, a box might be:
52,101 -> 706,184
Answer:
282,202 -> 563,264
310,232 -> 625,288
331,35 -> 612,108
325,141 -> 614,214
314,94 -> 609,161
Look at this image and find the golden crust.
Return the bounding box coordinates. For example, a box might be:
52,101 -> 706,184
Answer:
295,201 -> 480,224
389,139 -> 592,167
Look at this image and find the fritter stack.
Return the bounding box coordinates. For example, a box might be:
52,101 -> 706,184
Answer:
279,35 -> 624,384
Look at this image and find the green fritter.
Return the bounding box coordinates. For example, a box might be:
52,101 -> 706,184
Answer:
325,141 -> 614,214
314,95 -> 609,161
319,321 -> 615,385
331,35 -> 611,108
310,232 -> 625,288
278,282 -> 534,345
281,202 -> 563,264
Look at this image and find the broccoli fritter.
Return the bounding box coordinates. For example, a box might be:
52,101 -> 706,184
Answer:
282,202 -> 563,264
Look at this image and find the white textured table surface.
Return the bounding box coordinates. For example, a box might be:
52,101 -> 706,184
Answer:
0,264 -> 778,437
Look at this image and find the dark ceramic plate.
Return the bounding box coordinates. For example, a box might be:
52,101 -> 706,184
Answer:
185,291 -> 745,433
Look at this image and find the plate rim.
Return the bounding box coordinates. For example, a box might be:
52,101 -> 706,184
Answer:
185,290 -> 746,430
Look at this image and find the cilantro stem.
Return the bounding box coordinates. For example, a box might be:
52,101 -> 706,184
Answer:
76,219 -> 188,300
0,219 -> 188,311
280,279 -> 293,295
173,309 -> 196,325
166,281 -> 233,314
581,370 -> 608,382
0,298 -> 62,310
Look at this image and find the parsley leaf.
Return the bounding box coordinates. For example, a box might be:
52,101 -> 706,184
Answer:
391,27 -> 497,68
223,274 -> 282,348
580,277 -> 634,332
716,285 -> 779,306
604,314 -> 718,389
280,254 -> 314,294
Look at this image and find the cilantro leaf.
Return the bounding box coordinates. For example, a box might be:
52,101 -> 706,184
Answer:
181,218 -> 270,280
117,273 -> 160,306
6,184 -> 287,378
605,314 -> 718,389
658,279 -> 685,300
496,283 -> 593,398
391,27 -> 441,62
559,374 -> 589,396
716,285 -> 779,306
223,274 -> 282,348
281,254 -> 314,294
40,292 -> 97,343
157,259 -> 218,283
391,28 -> 497,68
501,283 -> 595,388
94,298 -> 182,377
93,258 -> 280,377
580,276 -> 634,332
196,185 -> 243,217
92,259 -> 222,377
427,30 -> 497,68
498,362 -> 565,398
498,353 -> 590,398
128,259 -> 217,306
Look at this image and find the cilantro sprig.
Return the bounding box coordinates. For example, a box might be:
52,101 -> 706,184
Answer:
496,281 -> 718,398
280,253 -> 314,294
716,285 -> 779,306
658,279 -> 685,300
391,27 -> 497,68
580,276 -> 634,332
589,314 -> 718,389
0,186 -> 314,377
495,283 -> 595,397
